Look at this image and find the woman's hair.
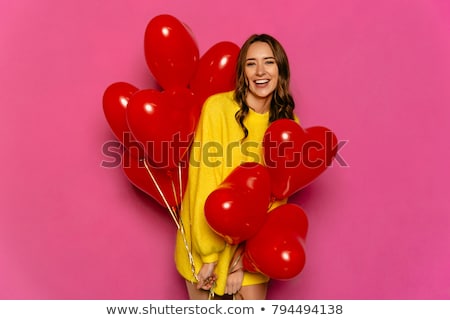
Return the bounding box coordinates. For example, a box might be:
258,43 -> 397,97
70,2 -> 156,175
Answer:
234,34 -> 295,140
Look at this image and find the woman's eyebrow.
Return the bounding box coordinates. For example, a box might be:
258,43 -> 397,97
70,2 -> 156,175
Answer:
246,56 -> 275,61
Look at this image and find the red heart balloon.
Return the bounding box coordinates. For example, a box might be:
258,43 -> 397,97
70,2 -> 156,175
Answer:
121,148 -> 188,213
204,163 -> 271,245
190,41 -> 240,108
126,87 -> 198,169
263,119 -> 338,199
243,203 -> 308,280
102,82 -> 138,144
144,14 -> 199,89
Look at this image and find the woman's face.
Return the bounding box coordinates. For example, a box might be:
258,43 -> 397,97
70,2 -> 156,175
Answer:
244,41 -> 279,102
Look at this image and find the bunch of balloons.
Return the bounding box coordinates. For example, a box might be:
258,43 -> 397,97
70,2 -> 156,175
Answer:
204,120 -> 338,280
102,14 -> 240,223
102,14 -> 339,282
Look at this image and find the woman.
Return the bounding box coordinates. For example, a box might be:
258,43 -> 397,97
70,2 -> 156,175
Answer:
175,34 -> 296,299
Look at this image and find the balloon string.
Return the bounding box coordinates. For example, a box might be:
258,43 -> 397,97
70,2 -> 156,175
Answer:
175,163 -> 198,282
178,163 -> 183,208
142,158 -> 180,230
208,284 -> 216,300
143,159 -> 198,284
179,217 -> 198,282
169,177 -> 180,214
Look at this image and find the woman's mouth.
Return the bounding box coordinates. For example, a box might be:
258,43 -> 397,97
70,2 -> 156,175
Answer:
254,79 -> 269,86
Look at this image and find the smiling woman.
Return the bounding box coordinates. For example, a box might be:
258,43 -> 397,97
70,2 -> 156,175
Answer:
174,34 -> 297,300
235,34 -> 296,141
244,41 -> 279,112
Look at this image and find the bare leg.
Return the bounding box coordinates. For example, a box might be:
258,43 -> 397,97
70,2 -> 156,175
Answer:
186,280 -> 268,300
235,283 -> 268,300
185,280 -> 210,300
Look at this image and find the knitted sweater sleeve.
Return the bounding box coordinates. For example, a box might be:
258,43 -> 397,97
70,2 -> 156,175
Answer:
187,97 -> 227,263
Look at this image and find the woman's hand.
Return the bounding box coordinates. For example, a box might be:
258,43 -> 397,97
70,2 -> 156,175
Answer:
196,262 -> 217,290
225,268 -> 244,295
226,245 -> 245,295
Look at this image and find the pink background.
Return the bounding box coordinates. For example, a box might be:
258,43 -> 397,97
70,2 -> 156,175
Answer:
1,0 -> 449,299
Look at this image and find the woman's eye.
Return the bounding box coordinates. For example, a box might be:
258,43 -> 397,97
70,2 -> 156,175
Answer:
265,60 -> 275,65
246,62 -> 256,67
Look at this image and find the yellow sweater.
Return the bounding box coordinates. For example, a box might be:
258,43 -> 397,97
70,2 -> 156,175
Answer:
174,90 -> 286,296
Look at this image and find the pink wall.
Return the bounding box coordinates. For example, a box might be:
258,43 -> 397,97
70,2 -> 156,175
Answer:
1,0 -> 449,299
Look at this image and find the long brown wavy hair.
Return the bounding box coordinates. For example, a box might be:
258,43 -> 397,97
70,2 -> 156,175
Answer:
234,34 -> 295,140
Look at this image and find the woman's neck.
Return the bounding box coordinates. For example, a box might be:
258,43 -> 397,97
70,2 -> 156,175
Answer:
246,94 -> 272,114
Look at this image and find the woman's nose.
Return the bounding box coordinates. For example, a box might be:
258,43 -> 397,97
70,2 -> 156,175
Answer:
256,63 -> 266,76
